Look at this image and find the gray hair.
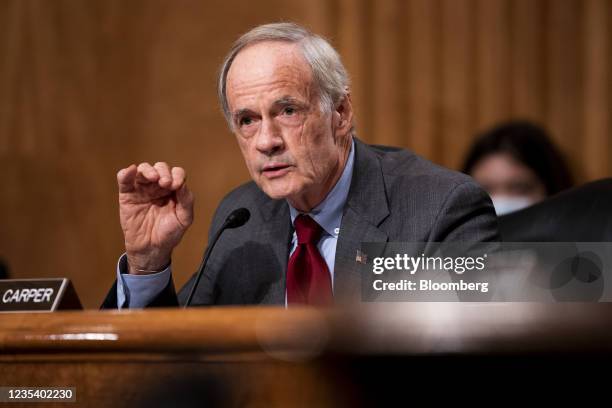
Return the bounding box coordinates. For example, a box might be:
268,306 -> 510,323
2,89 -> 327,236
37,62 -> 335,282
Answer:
218,22 -> 350,129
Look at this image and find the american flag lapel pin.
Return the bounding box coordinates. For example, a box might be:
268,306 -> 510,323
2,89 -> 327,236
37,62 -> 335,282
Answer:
355,250 -> 368,264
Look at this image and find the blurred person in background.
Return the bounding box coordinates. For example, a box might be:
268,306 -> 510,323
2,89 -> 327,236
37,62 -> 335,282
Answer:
462,121 -> 573,216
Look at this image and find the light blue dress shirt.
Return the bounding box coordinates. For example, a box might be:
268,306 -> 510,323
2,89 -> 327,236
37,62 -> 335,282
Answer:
116,140 -> 355,308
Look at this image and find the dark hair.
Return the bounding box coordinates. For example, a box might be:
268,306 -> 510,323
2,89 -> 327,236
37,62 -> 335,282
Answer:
462,121 -> 573,196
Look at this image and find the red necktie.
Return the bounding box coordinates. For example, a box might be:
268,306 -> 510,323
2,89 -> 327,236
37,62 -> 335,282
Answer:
286,214 -> 333,306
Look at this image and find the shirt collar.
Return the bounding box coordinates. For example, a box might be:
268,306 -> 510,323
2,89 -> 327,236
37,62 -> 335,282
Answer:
288,139 -> 355,238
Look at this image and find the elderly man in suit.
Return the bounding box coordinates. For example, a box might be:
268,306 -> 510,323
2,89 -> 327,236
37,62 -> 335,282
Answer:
103,22 -> 498,308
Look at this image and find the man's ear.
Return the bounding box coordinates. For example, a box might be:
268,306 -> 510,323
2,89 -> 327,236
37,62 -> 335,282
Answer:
333,93 -> 354,137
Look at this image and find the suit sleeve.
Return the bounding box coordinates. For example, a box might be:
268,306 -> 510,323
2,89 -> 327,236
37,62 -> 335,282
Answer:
100,261 -> 178,309
101,279 -> 180,308
428,181 -> 500,243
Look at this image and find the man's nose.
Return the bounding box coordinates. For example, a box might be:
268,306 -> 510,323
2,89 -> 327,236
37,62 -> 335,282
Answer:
255,118 -> 284,155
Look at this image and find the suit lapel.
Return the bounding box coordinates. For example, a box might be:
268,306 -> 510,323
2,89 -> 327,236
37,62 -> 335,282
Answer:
256,197 -> 292,304
334,139 -> 390,302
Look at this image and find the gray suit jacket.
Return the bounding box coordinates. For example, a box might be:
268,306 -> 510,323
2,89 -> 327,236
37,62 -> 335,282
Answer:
102,139 -> 498,308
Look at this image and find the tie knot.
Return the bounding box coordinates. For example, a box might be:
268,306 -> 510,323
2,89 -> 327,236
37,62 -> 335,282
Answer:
294,215 -> 323,244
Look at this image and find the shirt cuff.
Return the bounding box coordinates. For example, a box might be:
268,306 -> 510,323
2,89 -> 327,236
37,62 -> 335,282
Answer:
116,254 -> 172,309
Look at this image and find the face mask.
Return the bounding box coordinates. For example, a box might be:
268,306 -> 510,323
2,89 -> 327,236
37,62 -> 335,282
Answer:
490,195 -> 534,216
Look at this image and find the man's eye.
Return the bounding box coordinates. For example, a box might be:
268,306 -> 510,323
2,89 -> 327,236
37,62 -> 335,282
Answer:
283,107 -> 296,116
240,117 -> 253,126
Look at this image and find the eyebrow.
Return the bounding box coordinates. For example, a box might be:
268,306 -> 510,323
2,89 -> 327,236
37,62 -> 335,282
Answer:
273,96 -> 304,106
232,96 -> 307,119
232,108 -> 254,119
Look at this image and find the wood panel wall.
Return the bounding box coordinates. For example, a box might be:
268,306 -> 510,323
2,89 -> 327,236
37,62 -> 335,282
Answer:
0,0 -> 610,307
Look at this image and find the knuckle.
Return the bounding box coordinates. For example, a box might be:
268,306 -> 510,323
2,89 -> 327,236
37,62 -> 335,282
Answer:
137,162 -> 151,171
172,168 -> 186,180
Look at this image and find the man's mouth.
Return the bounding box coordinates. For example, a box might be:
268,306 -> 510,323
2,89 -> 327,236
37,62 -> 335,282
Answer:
262,163 -> 292,179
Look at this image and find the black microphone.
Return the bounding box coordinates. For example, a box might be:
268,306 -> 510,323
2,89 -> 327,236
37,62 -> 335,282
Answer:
184,208 -> 250,307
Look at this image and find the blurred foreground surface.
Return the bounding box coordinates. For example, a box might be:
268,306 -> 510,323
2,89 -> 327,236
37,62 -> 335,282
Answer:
1,303 -> 611,406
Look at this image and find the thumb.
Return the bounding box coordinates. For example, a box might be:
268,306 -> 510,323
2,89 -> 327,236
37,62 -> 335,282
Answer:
175,183 -> 194,228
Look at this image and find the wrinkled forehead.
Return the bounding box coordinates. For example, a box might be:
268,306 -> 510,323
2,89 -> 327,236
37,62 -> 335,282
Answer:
226,41 -> 315,107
